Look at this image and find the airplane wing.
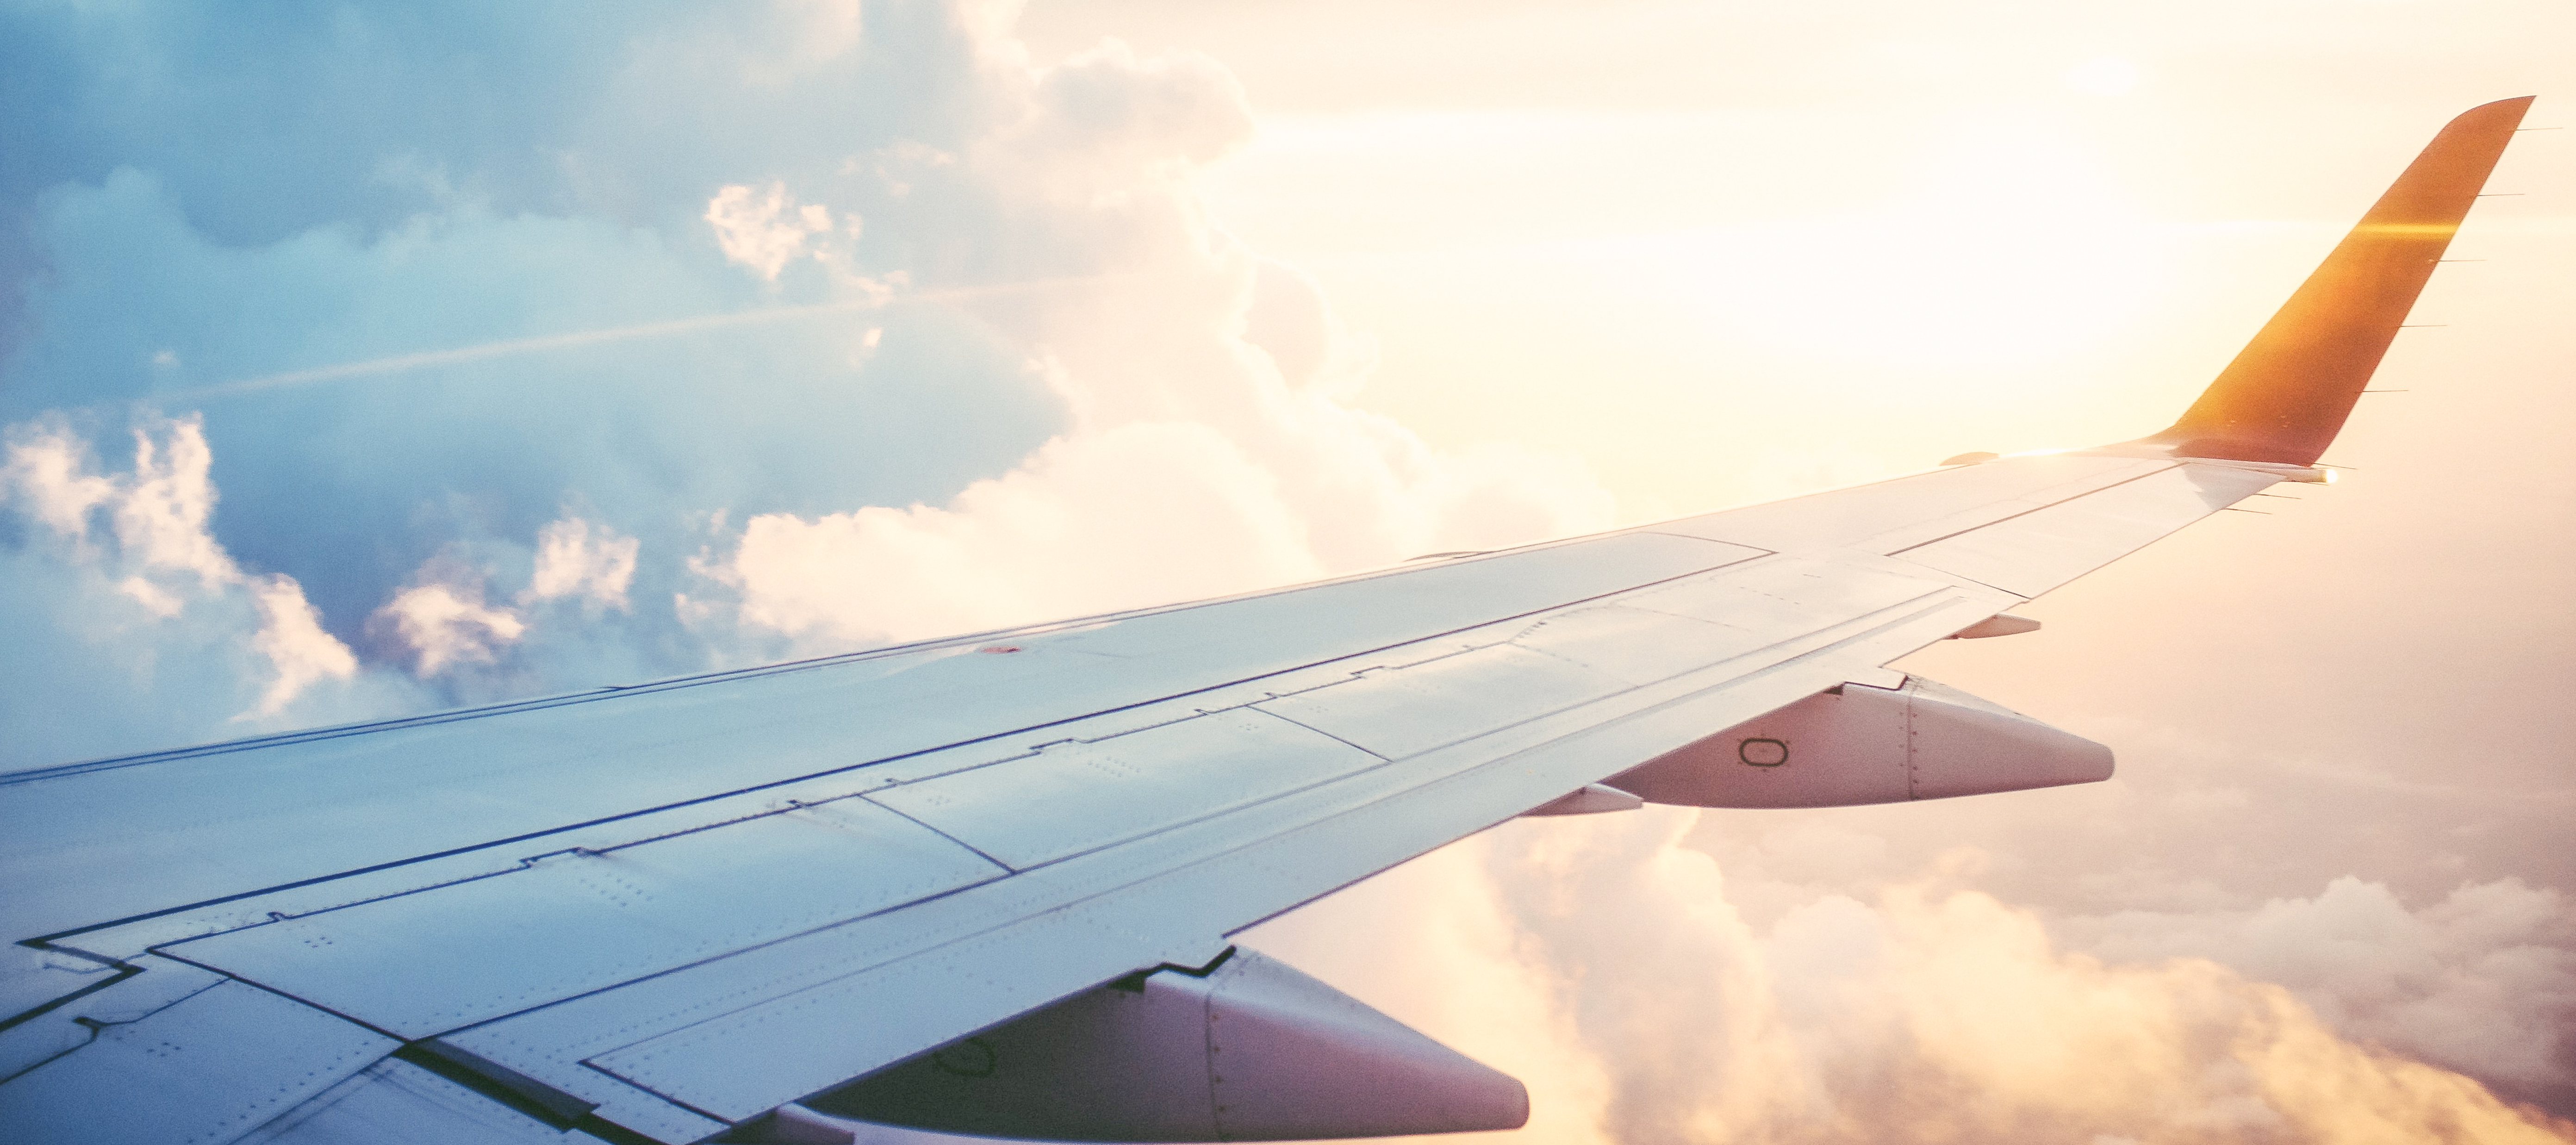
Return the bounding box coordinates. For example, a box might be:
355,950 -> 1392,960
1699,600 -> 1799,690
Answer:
0,96 -> 2533,1145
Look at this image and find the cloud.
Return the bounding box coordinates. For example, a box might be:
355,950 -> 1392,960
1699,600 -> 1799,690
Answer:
2,419 -> 117,537
707,182 -> 837,280
1678,710 -> 2576,1122
526,515 -> 641,611
2067,875 -> 2576,1106
0,415 -> 386,761
246,573 -> 362,717
716,420 -> 1324,646
370,560 -> 529,678
1237,257 -> 1375,398
704,391 -> 1614,652
0,0 -> 1610,725
1253,814 -> 2576,1144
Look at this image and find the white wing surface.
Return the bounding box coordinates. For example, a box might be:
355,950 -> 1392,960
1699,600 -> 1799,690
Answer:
0,97 -> 2533,1145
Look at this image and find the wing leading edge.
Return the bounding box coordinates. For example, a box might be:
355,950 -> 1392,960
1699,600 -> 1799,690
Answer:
0,99 -> 2535,1145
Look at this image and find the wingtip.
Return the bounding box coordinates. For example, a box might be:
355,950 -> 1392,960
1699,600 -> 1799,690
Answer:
2451,95 -> 2539,131
2140,98 -> 2534,465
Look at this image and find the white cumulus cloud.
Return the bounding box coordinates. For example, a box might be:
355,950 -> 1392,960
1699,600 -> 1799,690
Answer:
371,561 -> 529,678
706,181 -> 837,280
0,415 -> 360,725
1251,814 -> 2576,1145
526,515 -> 640,611
719,421 -> 1325,645
674,28 -> 1614,651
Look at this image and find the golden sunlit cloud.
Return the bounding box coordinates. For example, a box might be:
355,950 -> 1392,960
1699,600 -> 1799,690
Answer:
1254,815 -> 2576,1145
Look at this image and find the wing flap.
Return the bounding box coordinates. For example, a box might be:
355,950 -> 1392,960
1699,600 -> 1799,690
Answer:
0,981 -> 395,1145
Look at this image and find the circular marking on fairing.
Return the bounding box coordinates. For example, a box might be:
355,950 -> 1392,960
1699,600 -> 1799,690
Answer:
1739,738 -> 1789,767
933,1037 -> 998,1077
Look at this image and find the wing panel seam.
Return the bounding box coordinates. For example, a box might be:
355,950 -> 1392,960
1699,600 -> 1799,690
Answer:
25,549 -> 1773,946
1880,462 -> 2180,558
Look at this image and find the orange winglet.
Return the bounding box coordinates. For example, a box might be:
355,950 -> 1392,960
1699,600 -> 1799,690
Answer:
2148,96 -> 2534,464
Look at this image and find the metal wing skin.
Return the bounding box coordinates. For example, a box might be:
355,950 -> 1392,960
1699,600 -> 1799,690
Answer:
0,98 -> 2532,1145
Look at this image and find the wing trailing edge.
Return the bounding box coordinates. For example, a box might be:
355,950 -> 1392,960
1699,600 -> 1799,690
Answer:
2147,96 -> 2533,464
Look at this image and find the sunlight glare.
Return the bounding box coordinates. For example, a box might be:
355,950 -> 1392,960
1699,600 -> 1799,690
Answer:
2065,57 -> 2141,96
1693,122 -> 2171,373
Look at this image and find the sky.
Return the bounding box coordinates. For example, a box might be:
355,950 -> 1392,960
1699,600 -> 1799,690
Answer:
1,1 -> 2571,1142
